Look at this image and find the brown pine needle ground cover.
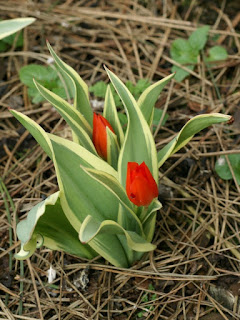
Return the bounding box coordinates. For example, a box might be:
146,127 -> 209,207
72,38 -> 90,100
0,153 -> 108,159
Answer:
0,0 -> 240,319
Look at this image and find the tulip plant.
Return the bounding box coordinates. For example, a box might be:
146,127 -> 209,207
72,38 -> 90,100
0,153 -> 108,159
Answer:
10,42 -> 231,268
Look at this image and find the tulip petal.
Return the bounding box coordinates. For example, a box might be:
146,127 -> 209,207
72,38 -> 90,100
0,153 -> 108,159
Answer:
93,113 -> 116,161
93,113 -> 108,158
126,162 -> 158,207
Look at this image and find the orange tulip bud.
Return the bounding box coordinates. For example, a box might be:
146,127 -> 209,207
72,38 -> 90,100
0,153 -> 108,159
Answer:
93,113 -> 115,160
126,162 -> 158,206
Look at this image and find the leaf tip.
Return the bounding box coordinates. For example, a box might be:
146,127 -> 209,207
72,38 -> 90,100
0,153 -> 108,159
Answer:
227,116 -> 234,125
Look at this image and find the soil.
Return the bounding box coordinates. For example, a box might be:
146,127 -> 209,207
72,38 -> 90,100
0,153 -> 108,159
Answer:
1,0 -> 240,319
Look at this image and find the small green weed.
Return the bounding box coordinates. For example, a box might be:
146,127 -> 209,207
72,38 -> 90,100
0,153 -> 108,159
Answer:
170,25 -> 228,82
19,64 -> 73,103
136,283 -> 157,318
215,154 -> 240,185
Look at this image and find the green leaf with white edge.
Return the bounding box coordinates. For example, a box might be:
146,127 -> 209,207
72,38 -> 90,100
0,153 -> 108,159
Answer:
10,109 -> 52,158
34,79 -> 91,136
79,215 -> 156,252
47,41 -> 93,125
188,25 -> 210,51
141,199 -> 162,242
215,154 -> 240,185
15,192 -> 96,260
10,109 -> 118,227
50,136 -> 122,223
105,67 -> 158,186
0,17 -> 35,40
158,113 -> 231,168
50,137 -> 134,267
106,127 -> 120,170
8,111 -> 82,234
80,166 -> 142,234
34,80 -> 96,154
48,136 -> 119,222
48,133 -> 118,231
206,46 -> 228,62
103,85 -> 124,145
48,132 -> 117,179
137,73 -> 174,125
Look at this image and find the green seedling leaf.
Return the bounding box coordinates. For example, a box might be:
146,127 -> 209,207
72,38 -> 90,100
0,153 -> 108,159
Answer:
158,113 -> 231,168
27,87 -> 45,104
19,65 -> 56,88
105,67 -> 158,187
126,79 -> 151,100
170,38 -> 198,64
215,154 -> 240,185
189,25 -> 210,51
89,81 -> 107,98
170,25 -> 211,82
79,215 -> 156,252
135,79 -> 151,92
138,73 -> 174,125
15,192 -> 96,260
52,87 -> 70,99
19,63 -> 75,103
171,65 -> 194,82
206,46 -> 228,62
19,64 -> 73,104
152,108 -> 169,130
0,17 -> 35,40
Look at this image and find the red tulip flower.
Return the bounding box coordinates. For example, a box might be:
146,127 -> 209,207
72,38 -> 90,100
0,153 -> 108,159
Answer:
93,113 -> 115,160
126,162 -> 158,207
